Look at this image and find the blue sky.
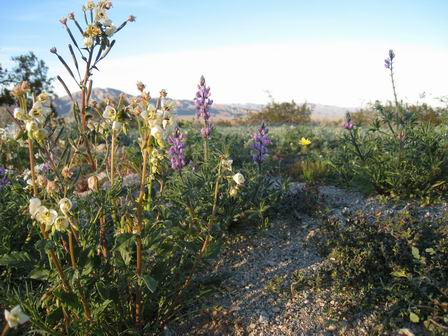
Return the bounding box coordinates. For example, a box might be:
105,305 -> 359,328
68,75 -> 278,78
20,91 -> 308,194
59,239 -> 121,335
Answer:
1,0 -> 447,106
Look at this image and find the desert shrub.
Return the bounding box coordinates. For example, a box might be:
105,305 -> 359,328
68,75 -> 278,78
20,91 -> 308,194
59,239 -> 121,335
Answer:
246,100 -> 312,125
299,208 -> 448,334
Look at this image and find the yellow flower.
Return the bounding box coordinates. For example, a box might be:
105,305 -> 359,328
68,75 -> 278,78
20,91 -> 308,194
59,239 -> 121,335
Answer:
37,92 -> 50,104
299,137 -> 311,147
85,24 -> 101,37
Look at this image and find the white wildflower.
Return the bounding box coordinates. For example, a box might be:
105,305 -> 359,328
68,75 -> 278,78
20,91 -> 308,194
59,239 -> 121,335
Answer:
4,305 -> 29,328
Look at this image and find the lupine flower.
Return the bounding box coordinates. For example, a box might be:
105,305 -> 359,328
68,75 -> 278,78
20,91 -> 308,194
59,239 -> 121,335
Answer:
384,49 -> 395,69
4,305 -> 29,328
194,75 -> 214,139
251,123 -> 270,165
343,113 -> 354,130
0,166 -> 9,190
167,128 -> 186,171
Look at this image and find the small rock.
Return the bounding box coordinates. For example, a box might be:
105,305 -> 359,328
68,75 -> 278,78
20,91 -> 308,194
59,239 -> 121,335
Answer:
259,312 -> 269,323
326,324 -> 337,331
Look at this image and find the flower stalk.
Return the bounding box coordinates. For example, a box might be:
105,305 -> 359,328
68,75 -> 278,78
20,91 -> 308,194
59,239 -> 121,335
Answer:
135,135 -> 150,327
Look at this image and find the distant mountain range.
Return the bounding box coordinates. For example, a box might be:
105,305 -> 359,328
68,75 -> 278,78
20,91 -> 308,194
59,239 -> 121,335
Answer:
53,88 -> 357,120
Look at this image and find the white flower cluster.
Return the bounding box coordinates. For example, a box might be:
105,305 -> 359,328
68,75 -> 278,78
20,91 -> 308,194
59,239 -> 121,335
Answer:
14,92 -> 51,143
221,159 -> 245,198
140,100 -> 175,147
102,105 -> 122,133
29,197 -> 73,234
82,0 -> 117,48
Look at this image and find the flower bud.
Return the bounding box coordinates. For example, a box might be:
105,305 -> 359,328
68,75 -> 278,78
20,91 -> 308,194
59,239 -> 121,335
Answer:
88,175 -> 99,192
59,198 -> 72,215
46,180 -> 58,194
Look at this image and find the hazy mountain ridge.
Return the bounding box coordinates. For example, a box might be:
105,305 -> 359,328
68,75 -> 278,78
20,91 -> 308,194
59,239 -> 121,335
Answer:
53,88 -> 356,119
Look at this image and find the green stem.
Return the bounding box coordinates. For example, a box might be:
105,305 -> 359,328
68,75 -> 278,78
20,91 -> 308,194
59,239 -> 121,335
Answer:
204,137 -> 209,163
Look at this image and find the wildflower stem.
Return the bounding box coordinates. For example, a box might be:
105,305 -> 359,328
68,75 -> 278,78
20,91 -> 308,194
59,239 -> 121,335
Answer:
28,139 -> 38,196
135,136 -> 149,327
111,133 -> 116,185
349,129 -> 365,162
68,231 -> 77,269
204,138 -> 209,163
1,324 -> 10,336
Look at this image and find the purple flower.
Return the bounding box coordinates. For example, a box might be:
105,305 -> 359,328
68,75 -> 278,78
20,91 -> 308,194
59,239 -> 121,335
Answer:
384,49 -> 395,69
0,166 -> 10,190
194,75 -> 213,139
251,123 -> 270,166
167,128 -> 186,171
343,113 -> 354,130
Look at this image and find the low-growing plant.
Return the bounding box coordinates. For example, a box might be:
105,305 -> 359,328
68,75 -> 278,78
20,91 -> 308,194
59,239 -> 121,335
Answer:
301,208 -> 448,334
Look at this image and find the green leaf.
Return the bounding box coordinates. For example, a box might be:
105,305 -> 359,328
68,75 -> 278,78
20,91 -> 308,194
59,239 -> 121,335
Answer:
391,269 -> 408,278
409,312 -> 420,323
142,274 -> 158,293
411,246 -> 420,260
0,251 -> 32,267
425,248 -> 436,255
29,268 -> 50,280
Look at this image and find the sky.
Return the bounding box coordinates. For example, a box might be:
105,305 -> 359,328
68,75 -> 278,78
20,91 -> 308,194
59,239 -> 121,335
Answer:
0,0 -> 447,107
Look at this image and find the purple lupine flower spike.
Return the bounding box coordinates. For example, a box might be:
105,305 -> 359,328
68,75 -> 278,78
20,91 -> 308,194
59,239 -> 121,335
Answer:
343,112 -> 354,130
384,49 -> 395,69
251,123 -> 270,166
0,166 -> 10,190
167,128 -> 186,171
194,75 -> 213,139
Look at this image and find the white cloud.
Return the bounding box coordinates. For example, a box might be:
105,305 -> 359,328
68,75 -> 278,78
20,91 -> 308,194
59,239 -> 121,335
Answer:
51,41 -> 448,107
